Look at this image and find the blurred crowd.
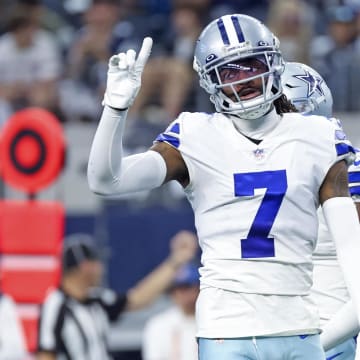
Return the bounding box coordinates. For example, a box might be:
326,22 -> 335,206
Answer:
1,0 -> 360,149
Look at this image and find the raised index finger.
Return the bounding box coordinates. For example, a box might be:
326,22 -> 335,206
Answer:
134,37 -> 153,73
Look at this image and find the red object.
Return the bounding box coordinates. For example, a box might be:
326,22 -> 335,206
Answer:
17,305 -> 40,353
0,199 -> 65,353
21,316 -> 38,353
0,200 -> 64,255
0,107 -> 65,193
1,256 -> 61,303
14,134 -> 42,169
0,108 -> 66,353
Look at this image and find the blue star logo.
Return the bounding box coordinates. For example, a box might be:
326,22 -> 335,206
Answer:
294,70 -> 325,98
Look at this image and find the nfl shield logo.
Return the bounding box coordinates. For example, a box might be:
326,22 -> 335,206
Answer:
253,148 -> 265,160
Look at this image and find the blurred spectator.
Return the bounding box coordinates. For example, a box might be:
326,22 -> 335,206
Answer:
267,0 -> 315,64
0,99 -> 12,129
142,262 -> 199,360
0,1 -> 14,35
37,230 -> 198,360
110,1 -> 148,56
0,4 -> 63,124
310,4 -> 360,112
16,0 -> 75,52
59,0 -> 121,122
354,5 -> 360,50
0,291 -> 28,359
63,0 -> 92,14
209,0 -> 269,22
139,0 -> 172,16
128,4 -> 204,124
171,0 -> 212,16
120,4 -> 204,153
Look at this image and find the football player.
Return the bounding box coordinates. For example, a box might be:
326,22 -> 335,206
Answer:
282,61 -> 359,360
88,14 -> 360,359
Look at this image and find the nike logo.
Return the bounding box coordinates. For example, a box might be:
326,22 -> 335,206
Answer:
326,352 -> 343,360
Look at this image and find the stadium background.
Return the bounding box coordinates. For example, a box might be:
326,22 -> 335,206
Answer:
1,0 -> 360,359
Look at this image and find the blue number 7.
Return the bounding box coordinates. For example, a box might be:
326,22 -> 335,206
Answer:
234,170 -> 288,258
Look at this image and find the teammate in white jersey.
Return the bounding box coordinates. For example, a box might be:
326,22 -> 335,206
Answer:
282,61 -> 360,360
87,14 -> 360,359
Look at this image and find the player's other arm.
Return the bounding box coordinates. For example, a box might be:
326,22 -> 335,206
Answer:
320,300 -> 359,351
320,160 -> 360,324
319,180 -> 360,351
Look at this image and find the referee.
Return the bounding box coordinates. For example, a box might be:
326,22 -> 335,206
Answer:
36,230 -> 198,360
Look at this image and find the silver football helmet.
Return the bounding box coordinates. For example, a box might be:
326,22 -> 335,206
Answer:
193,14 -> 284,119
281,62 -> 333,118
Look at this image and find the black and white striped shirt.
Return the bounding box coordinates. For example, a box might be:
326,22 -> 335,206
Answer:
37,287 -> 127,360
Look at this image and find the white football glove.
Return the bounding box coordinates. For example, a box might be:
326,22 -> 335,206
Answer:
103,37 -> 153,110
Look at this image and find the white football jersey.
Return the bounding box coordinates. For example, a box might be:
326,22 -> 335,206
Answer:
155,109 -> 354,336
314,119 -> 359,258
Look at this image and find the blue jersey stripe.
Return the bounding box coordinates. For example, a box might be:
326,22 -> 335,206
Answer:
354,158 -> 360,166
349,172 -> 360,183
326,352 -> 343,360
350,185 -> 360,196
336,142 -> 355,156
169,122 -> 180,134
217,18 -> 230,45
231,15 -> 245,43
155,133 -> 180,148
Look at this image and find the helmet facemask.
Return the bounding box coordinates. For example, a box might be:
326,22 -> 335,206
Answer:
199,50 -> 284,119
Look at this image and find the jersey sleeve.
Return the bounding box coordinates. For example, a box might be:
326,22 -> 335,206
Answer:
154,116 -> 182,149
332,121 -> 355,165
348,148 -> 360,201
153,112 -> 211,189
89,288 -> 128,322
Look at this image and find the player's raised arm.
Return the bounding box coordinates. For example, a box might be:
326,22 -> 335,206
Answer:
87,38 -> 171,196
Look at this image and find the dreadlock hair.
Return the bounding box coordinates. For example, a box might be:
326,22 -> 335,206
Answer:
274,94 -> 298,114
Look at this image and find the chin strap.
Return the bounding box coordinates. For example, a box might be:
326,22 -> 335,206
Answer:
234,103 -> 272,120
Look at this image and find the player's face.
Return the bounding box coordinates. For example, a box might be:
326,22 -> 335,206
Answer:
219,57 -> 268,101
